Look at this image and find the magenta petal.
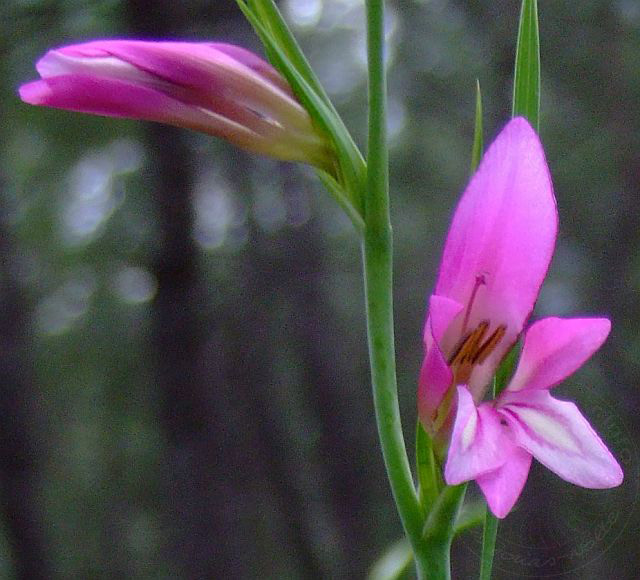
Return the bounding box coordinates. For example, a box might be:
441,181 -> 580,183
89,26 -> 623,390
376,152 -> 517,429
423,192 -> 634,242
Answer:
89,41 -> 304,124
418,295 -> 461,428
418,342 -> 453,430
507,317 -> 611,392
20,40 -> 330,167
435,118 -> 557,391
20,75 -> 185,118
18,80 -> 54,106
423,294 -> 463,350
18,74 -> 233,131
208,43 -> 291,93
444,387 -> 515,484
499,390 -> 623,488
477,446 -> 532,518
19,75 -> 292,157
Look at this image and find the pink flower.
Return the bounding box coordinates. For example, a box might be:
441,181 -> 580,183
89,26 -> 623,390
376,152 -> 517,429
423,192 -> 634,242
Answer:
19,40 -> 331,168
418,117 -> 623,518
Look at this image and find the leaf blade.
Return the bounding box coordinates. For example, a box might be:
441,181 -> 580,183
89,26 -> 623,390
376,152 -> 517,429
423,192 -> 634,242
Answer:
470,79 -> 484,174
512,0 -> 540,130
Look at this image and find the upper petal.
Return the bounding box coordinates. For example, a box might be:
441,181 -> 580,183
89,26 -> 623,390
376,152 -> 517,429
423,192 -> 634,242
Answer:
506,317 -> 611,392
207,43 -> 292,94
444,386 -> 516,484
435,117 -> 557,354
499,390 -> 623,488
476,446 -> 532,519
423,294 -> 464,351
418,340 -> 453,433
418,295 -> 462,432
76,41 -> 308,129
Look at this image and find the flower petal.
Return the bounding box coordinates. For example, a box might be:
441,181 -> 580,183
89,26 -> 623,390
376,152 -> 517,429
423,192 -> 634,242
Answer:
418,295 -> 462,431
499,390 -> 623,488
77,41 -> 308,129
20,41 -> 329,167
506,317 -> 611,392
418,341 -> 453,432
423,294 -> 463,351
18,74 -> 271,150
207,43 -> 291,94
435,117 -> 557,393
476,446 -> 532,519
444,387 -> 516,484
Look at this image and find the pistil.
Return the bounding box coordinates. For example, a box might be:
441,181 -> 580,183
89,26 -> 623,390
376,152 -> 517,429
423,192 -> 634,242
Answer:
461,273 -> 486,335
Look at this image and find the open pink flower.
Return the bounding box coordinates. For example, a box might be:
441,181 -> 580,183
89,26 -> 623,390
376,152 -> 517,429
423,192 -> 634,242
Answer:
418,117 -> 622,517
19,40 -> 331,168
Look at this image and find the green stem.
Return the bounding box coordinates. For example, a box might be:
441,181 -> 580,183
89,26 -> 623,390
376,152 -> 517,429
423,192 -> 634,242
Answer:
363,0 -> 424,562
362,235 -> 423,540
479,509 -> 498,580
420,484 -> 468,580
478,377 -> 500,579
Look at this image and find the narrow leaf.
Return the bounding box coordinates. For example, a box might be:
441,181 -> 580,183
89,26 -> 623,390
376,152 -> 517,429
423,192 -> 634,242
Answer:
512,0 -> 540,130
416,421 -> 442,514
494,341 -> 520,396
479,509 -> 499,580
248,0 -> 332,108
316,171 -> 365,232
235,0 -> 365,218
236,0 -> 366,216
470,80 -> 484,174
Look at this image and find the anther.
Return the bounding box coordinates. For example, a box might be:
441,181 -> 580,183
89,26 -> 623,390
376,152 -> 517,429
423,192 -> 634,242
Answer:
448,321 -> 507,386
472,325 -> 507,364
448,321 -> 489,366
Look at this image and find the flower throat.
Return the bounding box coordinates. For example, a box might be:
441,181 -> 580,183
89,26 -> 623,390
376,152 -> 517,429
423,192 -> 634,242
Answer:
448,274 -> 506,385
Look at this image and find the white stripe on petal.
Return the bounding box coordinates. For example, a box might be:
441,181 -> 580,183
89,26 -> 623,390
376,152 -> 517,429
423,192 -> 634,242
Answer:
461,404 -> 478,451
510,406 -> 579,453
499,390 -> 623,489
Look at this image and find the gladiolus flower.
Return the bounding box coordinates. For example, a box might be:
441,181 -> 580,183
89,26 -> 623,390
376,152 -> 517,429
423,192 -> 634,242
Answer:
19,40 -> 332,168
418,117 -> 622,518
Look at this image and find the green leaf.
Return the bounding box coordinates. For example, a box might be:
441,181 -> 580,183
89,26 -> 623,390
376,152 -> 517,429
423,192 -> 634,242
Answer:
479,508 -> 499,580
415,421 -> 442,514
235,0 -> 366,220
470,79 -> 484,174
245,0 -> 332,108
493,340 -> 520,397
512,0 -> 540,130
316,171 -> 365,232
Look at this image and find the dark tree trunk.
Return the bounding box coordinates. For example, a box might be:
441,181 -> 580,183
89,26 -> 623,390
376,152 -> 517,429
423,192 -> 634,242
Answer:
274,170 -> 375,577
0,203 -> 50,579
124,3 -> 327,577
124,2 -> 251,576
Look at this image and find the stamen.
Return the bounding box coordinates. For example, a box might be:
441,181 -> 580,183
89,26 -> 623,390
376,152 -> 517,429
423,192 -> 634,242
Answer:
448,321 -> 488,366
472,325 -> 507,364
461,274 -> 487,335
447,320 -> 507,386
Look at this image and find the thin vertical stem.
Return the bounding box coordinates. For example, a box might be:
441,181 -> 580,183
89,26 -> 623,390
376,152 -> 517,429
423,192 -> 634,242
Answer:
478,379 -> 500,579
479,511 -> 498,580
364,0 -> 388,228
363,0 -> 425,562
421,484 -> 467,580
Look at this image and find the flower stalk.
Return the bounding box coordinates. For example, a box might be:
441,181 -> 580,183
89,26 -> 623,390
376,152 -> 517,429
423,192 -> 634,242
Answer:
363,0 -> 430,574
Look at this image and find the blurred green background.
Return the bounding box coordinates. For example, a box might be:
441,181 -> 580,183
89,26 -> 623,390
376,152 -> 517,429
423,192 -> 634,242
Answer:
1,0 -> 638,578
